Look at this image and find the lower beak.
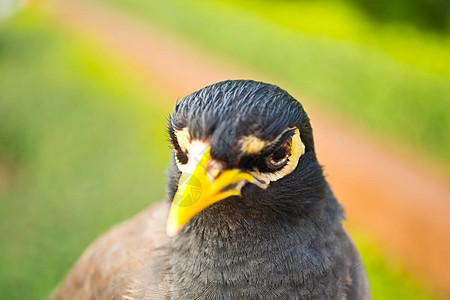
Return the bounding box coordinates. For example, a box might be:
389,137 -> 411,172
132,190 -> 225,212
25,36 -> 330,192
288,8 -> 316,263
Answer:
166,147 -> 254,236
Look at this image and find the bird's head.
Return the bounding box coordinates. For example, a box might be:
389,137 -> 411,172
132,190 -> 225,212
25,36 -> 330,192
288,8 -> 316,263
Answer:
166,80 -> 325,236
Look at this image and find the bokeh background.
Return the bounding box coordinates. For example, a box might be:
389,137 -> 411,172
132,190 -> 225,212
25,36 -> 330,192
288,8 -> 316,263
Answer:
1,0 -> 449,299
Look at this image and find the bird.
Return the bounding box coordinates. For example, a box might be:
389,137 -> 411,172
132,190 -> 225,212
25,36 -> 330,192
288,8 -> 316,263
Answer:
51,80 -> 370,299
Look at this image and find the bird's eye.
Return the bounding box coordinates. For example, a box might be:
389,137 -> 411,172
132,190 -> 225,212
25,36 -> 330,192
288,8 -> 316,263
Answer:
170,138 -> 188,165
265,139 -> 291,169
175,150 -> 188,165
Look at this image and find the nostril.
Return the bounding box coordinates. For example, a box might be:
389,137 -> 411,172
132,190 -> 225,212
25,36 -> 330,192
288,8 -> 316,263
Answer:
206,160 -> 226,181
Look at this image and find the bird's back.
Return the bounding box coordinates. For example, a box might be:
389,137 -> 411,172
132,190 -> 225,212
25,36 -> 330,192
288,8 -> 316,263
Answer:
50,201 -> 170,300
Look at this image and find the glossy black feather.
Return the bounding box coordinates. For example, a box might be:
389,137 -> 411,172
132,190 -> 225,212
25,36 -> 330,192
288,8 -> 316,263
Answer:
169,80 -> 315,165
52,80 -> 370,300
159,80 -> 370,299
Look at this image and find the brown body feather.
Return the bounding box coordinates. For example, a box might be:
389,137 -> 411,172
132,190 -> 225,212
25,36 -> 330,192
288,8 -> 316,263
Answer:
51,81 -> 370,299
50,202 -> 169,300
50,200 -> 370,300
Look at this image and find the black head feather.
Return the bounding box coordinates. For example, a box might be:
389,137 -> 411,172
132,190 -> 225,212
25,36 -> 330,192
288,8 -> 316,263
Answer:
169,80 -> 315,163
158,80 -> 362,299
167,80 -> 329,218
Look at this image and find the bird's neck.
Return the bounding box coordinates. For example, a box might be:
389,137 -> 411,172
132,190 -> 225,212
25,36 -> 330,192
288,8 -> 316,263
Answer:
167,196 -> 343,299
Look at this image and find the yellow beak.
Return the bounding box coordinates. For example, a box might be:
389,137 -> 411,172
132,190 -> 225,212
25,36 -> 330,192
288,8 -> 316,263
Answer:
166,146 -> 254,236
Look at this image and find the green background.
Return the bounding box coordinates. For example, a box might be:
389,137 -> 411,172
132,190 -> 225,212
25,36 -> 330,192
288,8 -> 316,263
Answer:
1,0 -> 448,298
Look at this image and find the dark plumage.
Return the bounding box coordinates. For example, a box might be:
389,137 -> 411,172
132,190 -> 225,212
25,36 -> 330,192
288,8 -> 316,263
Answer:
51,80 -> 370,299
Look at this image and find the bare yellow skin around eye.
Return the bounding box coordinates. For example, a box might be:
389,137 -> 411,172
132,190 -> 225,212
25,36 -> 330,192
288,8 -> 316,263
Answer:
174,127 -> 305,187
240,135 -> 269,154
175,127 -> 191,151
167,128 -> 305,234
249,129 -> 305,188
172,128 -> 191,172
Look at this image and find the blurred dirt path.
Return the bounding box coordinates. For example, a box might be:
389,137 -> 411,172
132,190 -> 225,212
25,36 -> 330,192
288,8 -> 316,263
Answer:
51,0 -> 450,295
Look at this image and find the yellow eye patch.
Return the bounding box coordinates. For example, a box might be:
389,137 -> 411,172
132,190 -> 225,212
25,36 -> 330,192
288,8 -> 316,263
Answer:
249,128 -> 305,188
239,135 -> 269,154
175,127 -> 191,151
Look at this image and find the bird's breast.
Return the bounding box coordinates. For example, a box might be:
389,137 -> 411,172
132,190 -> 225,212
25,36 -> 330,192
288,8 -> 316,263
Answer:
165,218 -> 350,299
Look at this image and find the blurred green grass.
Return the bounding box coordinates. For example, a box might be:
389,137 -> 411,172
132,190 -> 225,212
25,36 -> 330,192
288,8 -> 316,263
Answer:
0,6 -> 442,300
104,0 -> 450,171
226,0 -> 450,76
0,8 -> 169,299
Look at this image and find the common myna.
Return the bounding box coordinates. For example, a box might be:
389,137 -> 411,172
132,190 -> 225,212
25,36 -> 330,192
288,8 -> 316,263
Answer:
52,80 -> 370,299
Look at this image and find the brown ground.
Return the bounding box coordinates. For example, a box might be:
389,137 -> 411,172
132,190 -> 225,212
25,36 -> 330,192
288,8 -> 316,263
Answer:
50,0 -> 450,296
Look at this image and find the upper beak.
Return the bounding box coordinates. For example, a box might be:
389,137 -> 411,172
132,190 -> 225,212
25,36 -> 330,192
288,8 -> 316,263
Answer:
166,146 -> 254,236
